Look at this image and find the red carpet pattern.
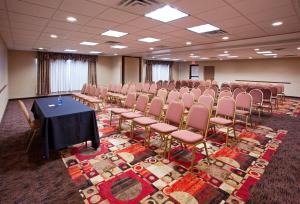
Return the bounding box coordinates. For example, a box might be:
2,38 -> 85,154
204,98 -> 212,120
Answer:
272,98 -> 300,117
61,107 -> 287,204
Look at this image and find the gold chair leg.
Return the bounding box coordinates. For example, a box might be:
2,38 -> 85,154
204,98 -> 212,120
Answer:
130,121 -> 134,138
203,142 -> 211,164
190,147 -> 196,169
167,137 -> 172,160
226,128 -> 229,146
110,112 -> 112,126
26,129 -> 36,153
118,117 -> 122,131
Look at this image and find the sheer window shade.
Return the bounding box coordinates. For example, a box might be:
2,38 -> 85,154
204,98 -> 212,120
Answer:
152,64 -> 170,82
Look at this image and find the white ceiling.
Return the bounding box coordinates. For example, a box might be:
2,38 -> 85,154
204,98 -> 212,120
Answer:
1,0 -> 300,61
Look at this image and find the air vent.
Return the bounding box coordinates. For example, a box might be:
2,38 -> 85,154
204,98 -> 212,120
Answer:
154,45 -> 168,49
273,48 -> 285,51
118,0 -> 159,6
104,41 -> 120,45
285,54 -> 297,57
203,29 -> 228,36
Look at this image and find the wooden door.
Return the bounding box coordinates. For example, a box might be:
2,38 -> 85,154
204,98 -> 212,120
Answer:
204,66 -> 215,81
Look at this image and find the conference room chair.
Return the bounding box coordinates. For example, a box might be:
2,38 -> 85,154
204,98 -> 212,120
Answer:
175,80 -> 181,90
157,88 -> 168,103
181,92 -> 195,113
187,80 -> 194,88
136,83 -> 143,93
220,86 -> 231,92
163,90 -> 180,111
132,97 -> 164,142
210,85 -> 219,96
261,88 -> 273,113
162,81 -> 169,89
109,92 -> 136,125
145,83 -> 157,99
193,81 -> 200,88
235,92 -> 253,129
233,87 -> 245,99
191,88 -> 202,101
249,89 -> 263,118
167,82 -> 176,91
148,101 -> 185,158
198,95 -> 215,115
119,94 -> 149,131
210,96 -> 236,146
18,100 -> 40,152
179,86 -> 189,97
72,83 -> 87,101
198,85 -> 206,95
170,104 -> 211,167
219,90 -> 233,98
142,83 -> 150,94
203,88 -> 216,99
270,86 -> 279,108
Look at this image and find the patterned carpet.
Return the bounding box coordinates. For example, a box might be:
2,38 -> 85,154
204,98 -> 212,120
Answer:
61,106 -> 287,204
272,98 -> 300,117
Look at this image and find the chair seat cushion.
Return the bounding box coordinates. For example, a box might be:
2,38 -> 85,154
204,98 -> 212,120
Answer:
111,108 -> 131,114
121,112 -> 143,119
133,117 -> 158,125
235,109 -> 250,115
210,117 -> 233,125
150,123 -> 178,133
171,130 -> 204,144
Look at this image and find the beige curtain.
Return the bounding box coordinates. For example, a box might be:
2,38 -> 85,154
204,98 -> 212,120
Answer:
37,52 -> 50,95
169,62 -> 174,81
145,60 -> 173,82
88,60 -> 97,85
145,63 -> 152,82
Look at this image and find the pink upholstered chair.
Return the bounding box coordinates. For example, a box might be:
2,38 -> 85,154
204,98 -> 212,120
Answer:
210,96 -> 236,145
119,94 -> 149,130
164,90 -> 180,111
198,95 -> 214,114
220,87 -> 231,92
218,90 -> 232,99
132,97 -> 164,140
261,88 -> 273,113
179,86 -> 189,97
148,101 -> 185,157
170,104 -> 211,167
191,88 -> 202,101
233,88 -> 245,99
167,82 -> 176,91
235,92 -> 252,129
142,83 -> 150,93
147,83 -> 157,97
157,88 -> 168,103
181,92 -> 195,111
110,92 -> 136,125
136,83 -> 143,93
175,80 -> 181,90
249,89 -> 263,117
198,85 -> 206,95
162,81 -> 169,89
203,88 -> 216,99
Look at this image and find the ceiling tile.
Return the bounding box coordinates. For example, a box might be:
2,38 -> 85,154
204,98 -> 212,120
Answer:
9,12 -> 48,27
148,24 -> 181,33
214,16 -> 252,29
96,8 -> 139,24
112,24 -> 141,34
52,10 -> 92,25
168,16 -> 206,28
173,0 -> 226,15
10,21 -> 44,32
59,0 -> 107,17
86,19 -> 119,29
48,20 -> 82,31
195,6 -> 241,22
126,17 -> 162,29
7,0 -> 56,18
22,0 -> 63,9
79,26 -> 105,34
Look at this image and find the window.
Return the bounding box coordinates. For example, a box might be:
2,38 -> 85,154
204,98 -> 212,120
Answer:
152,64 -> 170,82
189,64 -> 204,80
50,59 -> 88,93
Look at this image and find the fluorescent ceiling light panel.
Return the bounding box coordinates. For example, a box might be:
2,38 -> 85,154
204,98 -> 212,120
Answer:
200,57 -> 209,60
218,54 -> 230,56
162,57 -> 170,60
227,55 -> 238,58
50,34 -> 57,38
89,51 -> 102,54
190,55 -> 200,58
145,5 -> 188,23
256,51 -> 272,54
64,49 -> 77,52
138,37 -> 160,43
111,45 -> 128,49
102,30 -> 128,37
272,21 -> 282,26
187,24 -> 220,34
80,41 -> 98,46
263,53 -> 277,56
67,16 -> 77,22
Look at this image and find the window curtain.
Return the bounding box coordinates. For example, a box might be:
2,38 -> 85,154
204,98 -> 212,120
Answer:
37,52 -> 97,95
88,61 -> 97,85
152,64 -> 170,82
145,60 -> 173,82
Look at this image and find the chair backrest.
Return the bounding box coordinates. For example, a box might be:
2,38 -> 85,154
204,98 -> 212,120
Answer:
233,88 -> 244,99
166,90 -> 180,104
210,85 -> 218,96
215,96 -> 235,118
198,85 -> 206,94
187,104 -> 210,135
156,80 -> 162,90
198,94 -> 214,111
167,82 -> 175,91
101,87 -> 108,99
181,92 -> 194,109
203,88 -> 216,99
116,84 -> 122,93
128,84 -> 136,93
157,88 -> 168,103
80,83 -> 86,93
191,88 -> 202,101
121,84 -> 129,95
219,90 -> 232,99
187,80 -> 194,88
220,87 -> 231,92
149,83 -> 157,94
95,87 -> 101,97
236,92 -> 252,110
249,89 -> 263,106
124,93 -> 136,108
165,101 -> 184,125
135,94 -> 149,112
148,97 -> 164,117
136,83 -> 143,92
270,86 -> 278,97
179,86 -> 189,97
193,81 -> 200,88
175,80 -> 181,89
142,83 -> 150,93
18,100 -> 31,125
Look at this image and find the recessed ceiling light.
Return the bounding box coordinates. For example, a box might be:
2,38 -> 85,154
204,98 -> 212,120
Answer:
162,57 -> 170,60
254,48 -> 260,51
149,47 -> 154,50
111,45 -> 127,49
89,51 -> 102,54
114,53 -> 118,56
172,58 -> 180,61
224,50 -> 228,53
50,34 -> 57,38
190,53 -> 194,55
190,55 -> 200,58
219,58 -> 223,61
200,57 -> 209,60
187,24 -> 220,34
66,16 -> 77,22
248,57 -> 253,59
152,56 -> 156,59
263,53 -> 277,56
227,55 -> 238,58
80,41 -> 98,46
273,56 -> 278,58
257,51 -> 272,54
38,47 -> 44,50
138,37 -> 160,43
145,5 -> 188,23
222,36 -> 229,40
186,41 -> 192,45
102,30 -> 128,38
218,53 -> 230,56
297,47 -> 300,50
272,21 -> 283,26
64,49 -> 77,52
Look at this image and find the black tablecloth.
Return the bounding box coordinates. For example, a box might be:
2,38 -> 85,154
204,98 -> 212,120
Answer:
31,96 -> 100,158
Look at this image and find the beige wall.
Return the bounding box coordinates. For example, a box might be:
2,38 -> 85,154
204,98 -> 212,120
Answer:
96,56 -> 113,86
177,58 -> 300,97
8,50 -> 37,99
0,37 -> 8,121
111,56 -> 122,84
124,57 -> 140,84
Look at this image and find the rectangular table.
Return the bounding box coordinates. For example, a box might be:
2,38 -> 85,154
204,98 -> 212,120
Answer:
31,96 -> 100,158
